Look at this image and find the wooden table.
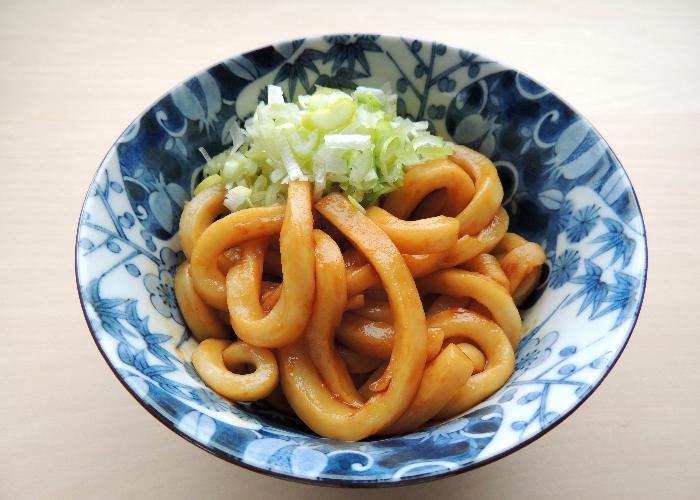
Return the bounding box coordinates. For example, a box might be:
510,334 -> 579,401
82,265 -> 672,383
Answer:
2,0 -> 698,498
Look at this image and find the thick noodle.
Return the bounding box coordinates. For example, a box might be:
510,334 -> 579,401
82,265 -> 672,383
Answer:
178,146 -> 546,441
304,229 -> 363,407
178,185 -> 225,259
430,309 -> 515,420
380,344 -> 473,435
416,269 -> 522,348
383,158 -> 475,218
345,207 -> 509,297
190,205 -> 285,310
277,193 -> 428,441
449,145 -> 504,235
174,263 -> 230,341
225,181 -> 315,347
366,206 -> 459,254
494,233 -> 546,305
192,339 -> 278,401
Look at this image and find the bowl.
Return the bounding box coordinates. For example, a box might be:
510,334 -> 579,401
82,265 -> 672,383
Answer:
75,34 -> 647,486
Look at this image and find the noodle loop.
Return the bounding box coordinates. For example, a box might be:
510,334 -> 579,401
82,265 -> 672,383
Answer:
225,181 -> 315,347
176,146 -> 545,440
192,339 -> 278,401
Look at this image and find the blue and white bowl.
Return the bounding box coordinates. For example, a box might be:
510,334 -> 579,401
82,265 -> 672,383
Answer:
75,34 -> 647,486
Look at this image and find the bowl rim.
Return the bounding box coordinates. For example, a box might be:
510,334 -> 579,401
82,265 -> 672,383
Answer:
75,32 -> 648,488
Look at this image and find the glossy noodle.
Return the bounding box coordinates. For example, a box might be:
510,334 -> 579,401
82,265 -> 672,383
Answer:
176,145 -> 545,440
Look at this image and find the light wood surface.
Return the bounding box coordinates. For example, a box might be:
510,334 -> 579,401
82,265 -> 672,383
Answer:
1,0 -> 698,498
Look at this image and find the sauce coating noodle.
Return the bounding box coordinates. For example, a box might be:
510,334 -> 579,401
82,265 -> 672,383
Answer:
178,146 -> 545,440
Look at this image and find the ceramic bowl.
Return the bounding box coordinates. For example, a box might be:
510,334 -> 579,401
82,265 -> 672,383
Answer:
76,34 -> 647,486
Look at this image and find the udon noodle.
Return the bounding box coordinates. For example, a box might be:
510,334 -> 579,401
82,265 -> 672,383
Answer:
175,145 -> 545,441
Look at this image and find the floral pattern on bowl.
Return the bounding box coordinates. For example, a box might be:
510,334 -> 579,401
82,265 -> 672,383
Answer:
76,34 -> 647,486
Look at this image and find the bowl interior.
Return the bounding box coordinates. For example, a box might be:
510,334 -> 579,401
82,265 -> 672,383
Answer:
76,35 -> 646,485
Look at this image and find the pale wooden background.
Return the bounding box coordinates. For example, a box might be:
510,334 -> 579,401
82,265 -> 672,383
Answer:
1,0 -> 699,498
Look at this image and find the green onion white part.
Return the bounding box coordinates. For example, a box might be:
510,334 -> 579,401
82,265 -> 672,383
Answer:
194,84 -> 453,211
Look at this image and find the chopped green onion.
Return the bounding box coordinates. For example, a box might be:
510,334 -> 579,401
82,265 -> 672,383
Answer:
223,185 -> 252,212
193,84 -> 453,211
347,195 -> 366,213
193,173 -> 223,195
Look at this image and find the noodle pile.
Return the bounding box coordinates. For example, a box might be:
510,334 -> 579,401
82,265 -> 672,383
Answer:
174,145 -> 545,441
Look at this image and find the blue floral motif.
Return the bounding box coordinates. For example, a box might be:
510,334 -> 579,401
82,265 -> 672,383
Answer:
566,205 -> 600,242
593,271 -> 640,329
323,34 -> 351,44
143,247 -> 184,324
568,260 -> 608,318
171,72 -> 223,134
559,345 -> 577,357
225,55 -> 263,82
544,120 -> 608,182
76,35 -> 647,485
273,48 -> 325,98
502,305 -> 617,438
515,330 -> 559,371
550,249 -> 580,289
144,269 -> 182,324
558,199 -> 574,231
322,35 -> 381,75
591,218 -> 636,267
159,247 -> 183,275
